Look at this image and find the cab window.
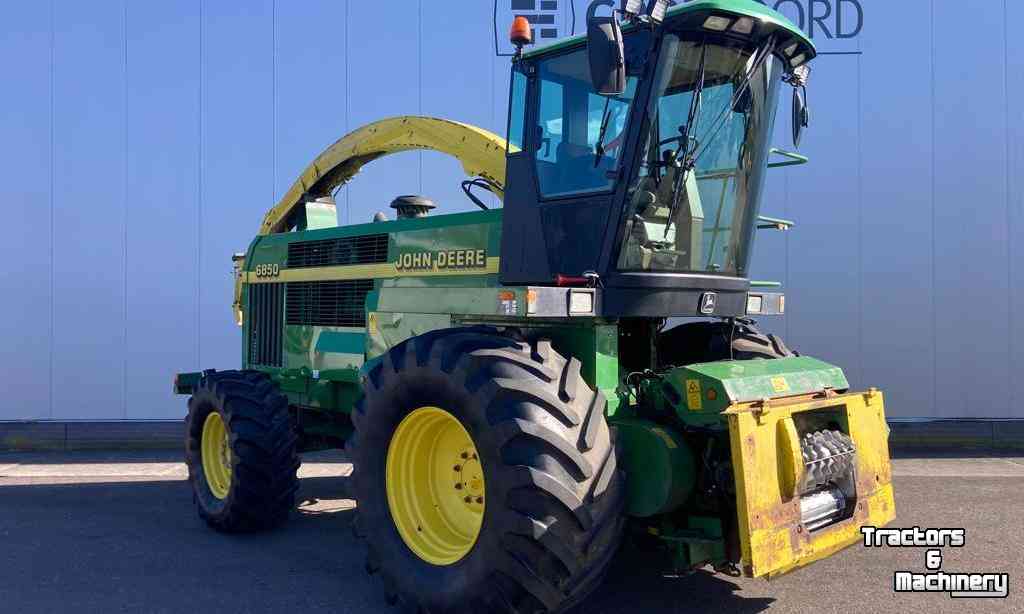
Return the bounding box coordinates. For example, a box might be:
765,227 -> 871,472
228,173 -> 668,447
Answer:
534,48 -> 638,199
507,68 -> 527,152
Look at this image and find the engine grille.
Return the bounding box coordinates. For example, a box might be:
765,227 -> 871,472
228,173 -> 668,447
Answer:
248,283 -> 284,367
287,234 -> 389,268
285,279 -> 374,328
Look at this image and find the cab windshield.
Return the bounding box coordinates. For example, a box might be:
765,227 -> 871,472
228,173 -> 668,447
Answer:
617,34 -> 783,275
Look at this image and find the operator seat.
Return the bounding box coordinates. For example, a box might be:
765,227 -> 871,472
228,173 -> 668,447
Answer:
556,142 -> 615,194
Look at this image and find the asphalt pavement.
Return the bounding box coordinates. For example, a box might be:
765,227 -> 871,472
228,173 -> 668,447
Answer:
0,450 -> 1021,614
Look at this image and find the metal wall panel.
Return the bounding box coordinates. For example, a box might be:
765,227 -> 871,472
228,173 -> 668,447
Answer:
197,1 -> 274,382
345,2 -> 421,225
421,1 -> 504,212
273,0 -> 349,215
932,0 -> 1011,418
1,0 -> 1021,420
1008,0 -> 1024,416
124,1 -> 201,419
783,55 -> 863,387
51,0 -> 126,419
857,0 -> 935,418
0,2 -> 53,419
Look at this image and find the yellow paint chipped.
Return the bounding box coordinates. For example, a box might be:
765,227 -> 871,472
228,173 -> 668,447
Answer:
727,389 -> 895,578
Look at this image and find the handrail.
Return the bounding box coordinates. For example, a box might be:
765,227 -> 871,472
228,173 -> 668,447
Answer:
768,148 -> 809,168
696,148 -> 808,181
757,215 -> 795,230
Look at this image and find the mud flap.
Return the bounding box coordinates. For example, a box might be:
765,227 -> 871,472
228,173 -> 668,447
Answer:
725,389 -> 896,578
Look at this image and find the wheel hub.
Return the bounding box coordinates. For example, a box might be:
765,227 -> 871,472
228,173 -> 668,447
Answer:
201,412 -> 232,500
454,448 -> 485,509
386,406 -> 485,566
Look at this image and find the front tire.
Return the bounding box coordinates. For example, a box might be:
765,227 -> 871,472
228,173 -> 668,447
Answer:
185,370 -> 300,532
350,328 -> 626,613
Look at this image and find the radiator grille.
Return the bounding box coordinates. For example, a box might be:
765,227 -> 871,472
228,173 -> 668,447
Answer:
287,234 -> 389,268
285,280 -> 374,328
248,283 -> 284,367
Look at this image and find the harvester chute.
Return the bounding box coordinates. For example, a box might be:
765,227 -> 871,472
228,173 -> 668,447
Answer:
259,116 -> 510,235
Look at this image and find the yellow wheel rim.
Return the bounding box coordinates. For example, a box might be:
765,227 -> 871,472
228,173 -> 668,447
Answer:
201,412 -> 233,500
386,406 -> 485,566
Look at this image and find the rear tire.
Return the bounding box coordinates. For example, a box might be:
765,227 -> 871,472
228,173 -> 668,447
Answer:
185,370 -> 300,532
350,328 -> 626,613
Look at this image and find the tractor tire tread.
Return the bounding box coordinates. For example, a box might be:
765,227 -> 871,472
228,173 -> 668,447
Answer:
185,370 -> 300,533
351,327 -> 625,614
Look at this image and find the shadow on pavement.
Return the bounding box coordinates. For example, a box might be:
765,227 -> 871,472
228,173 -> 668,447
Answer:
577,542 -> 773,614
0,449 -> 185,464
4,454 -> 1023,613
0,468 -> 776,613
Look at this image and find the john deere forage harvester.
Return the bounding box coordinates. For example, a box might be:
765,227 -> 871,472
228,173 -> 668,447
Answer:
175,1 -> 895,611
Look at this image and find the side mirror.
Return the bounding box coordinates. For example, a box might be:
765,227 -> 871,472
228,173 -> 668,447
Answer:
587,0 -> 626,95
792,87 -> 810,148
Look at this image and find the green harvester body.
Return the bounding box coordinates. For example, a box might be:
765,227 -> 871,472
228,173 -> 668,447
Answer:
176,0 -> 895,589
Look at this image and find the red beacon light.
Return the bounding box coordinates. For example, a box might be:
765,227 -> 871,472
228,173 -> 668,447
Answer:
509,16 -> 533,56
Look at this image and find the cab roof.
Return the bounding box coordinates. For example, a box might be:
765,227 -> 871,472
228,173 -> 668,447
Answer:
522,0 -> 815,66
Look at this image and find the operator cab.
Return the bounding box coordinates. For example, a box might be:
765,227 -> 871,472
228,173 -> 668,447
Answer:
499,1 -> 814,317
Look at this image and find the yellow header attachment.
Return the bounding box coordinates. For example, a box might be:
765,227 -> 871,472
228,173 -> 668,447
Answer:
726,389 -> 895,578
259,116 -> 510,235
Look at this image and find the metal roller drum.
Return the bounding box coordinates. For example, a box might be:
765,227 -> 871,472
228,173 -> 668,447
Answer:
800,429 -> 856,494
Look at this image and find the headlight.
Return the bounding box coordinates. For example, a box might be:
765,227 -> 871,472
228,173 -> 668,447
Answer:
746,294 -> 764,315
703,16 -> 731,31
569,290 -> 595,315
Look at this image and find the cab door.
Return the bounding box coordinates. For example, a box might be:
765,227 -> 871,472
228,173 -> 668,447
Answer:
500,42 -> 644,285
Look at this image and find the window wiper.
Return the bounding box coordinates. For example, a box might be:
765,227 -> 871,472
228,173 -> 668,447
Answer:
665,41 -> 708,237
675,42 -> 708,165
663,36 -> 776,239
691,36 -> 776,166
594,97 -> 619,167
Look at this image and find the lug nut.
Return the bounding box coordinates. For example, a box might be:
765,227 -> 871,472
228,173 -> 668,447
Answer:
453,465 -> 462,471
476,497 -> 483,504
464,496 -> 472,503
455,483 -> 463,490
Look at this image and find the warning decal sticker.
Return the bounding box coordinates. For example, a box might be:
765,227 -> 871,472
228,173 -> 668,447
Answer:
686,379 -> 703,411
